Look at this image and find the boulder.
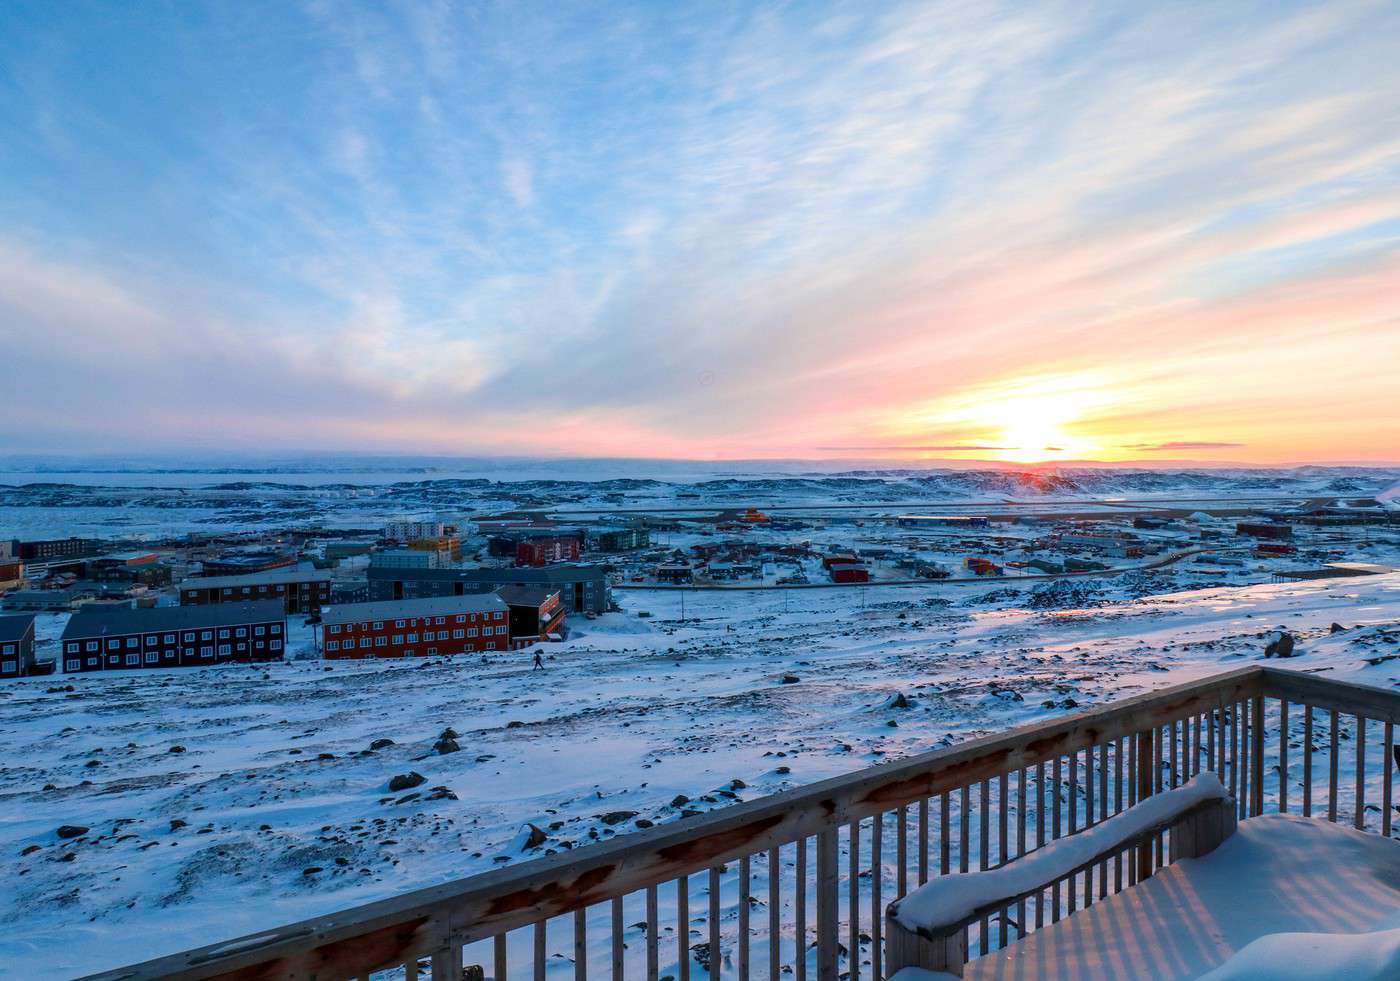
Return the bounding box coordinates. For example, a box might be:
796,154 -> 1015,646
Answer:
600,811 -> 638,826
369,738 -> 395,751
56,825 -> 88,839
388,772 -> 426,792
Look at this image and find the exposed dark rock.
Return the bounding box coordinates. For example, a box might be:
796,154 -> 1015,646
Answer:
388,772 -> 426,792
600,811 -> 638,826
369,738 -> 396,751
56,825 -> 88,839
433,737 -> 461,755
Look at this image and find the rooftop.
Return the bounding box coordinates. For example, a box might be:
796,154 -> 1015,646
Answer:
0,613 -> 36,642
179,569 -> 333,591
62,600 -> 286,640
320,593 -> 507,626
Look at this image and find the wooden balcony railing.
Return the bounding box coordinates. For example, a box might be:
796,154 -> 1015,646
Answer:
85,665 -> 1399,981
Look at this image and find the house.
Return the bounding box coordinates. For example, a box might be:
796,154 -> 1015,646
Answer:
199,552 -> 298,576
369,548 -> 446,570
384,521 -> 447,542
89,552 -> 172,586
367,564 -> 610,614
1237,521 -> 1292,540
516,536 -> 581,567
822,554 -> 859,570
655,563 -> 694,584
60,601 -> 286,673
496,585 -> 567,642
594,528 -> 650,552
2,583 -> 90,611
0,560 -> 23,593
178,569 -> 333,614
0,614 -> 37,678
321,593 -> 510,659
829,562 -> 870,583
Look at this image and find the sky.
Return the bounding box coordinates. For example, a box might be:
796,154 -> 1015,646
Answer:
1,1 -> 1398,465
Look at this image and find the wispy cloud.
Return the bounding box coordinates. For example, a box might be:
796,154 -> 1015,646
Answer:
0,1 -> 1397,459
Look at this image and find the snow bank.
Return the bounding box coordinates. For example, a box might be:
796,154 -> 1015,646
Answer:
892,772 -> 1227,932
1198,926 -> 1400,980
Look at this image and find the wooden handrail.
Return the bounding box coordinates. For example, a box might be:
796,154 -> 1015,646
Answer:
82,665 -> 1400,981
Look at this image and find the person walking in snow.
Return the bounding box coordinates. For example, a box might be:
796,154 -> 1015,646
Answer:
533,651 -> 544,670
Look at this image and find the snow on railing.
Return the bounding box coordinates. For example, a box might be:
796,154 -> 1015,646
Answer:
83,666 -> 1399,981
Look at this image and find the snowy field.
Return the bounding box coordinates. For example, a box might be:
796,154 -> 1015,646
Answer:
3,571 -> 1400,978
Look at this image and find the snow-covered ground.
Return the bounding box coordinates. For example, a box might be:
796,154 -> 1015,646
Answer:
2,572 -> 1399,978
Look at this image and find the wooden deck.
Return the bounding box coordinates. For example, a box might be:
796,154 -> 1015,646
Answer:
83,665 -> 1400,981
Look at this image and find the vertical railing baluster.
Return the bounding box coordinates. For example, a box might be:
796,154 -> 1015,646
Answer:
709,867 -> 722,981
896,805 -> 908,899
768,846 -> 780,981
795,838 -> 807,981
1329,709 -> 1341,823
493,933 -> 506,981
678,875 -> 690,981
1017,766 -> 1027,940
1066,751 -> 1077,914
960,784 -> 970,954
1280,699 -> 1290,813
1114,738 -> 1124,893
1035,762 -> 1046,930
611,897 -> 624,981
739,855 -> 751,981
940,792 -> 951,877
646,884 -> 660,981
1384,722 -> 1395,840
1050,757 -> 1062,922
871,814 -> 882,981
1356,715 -> 1368,831
816,829 -> 838,981
1135,729 -> 1153,880
1303,704 -> 1314,817
979,780 -> 991,954
575,907 -> 587,981
849,822 -> 861,981
918,797 -> 930,886
1251,694 -> 1265,818
535,919 -> 548,981
1098,742 -> 1109,899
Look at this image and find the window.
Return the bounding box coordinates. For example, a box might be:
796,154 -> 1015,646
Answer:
241,586 -> 251,594
145,635 -> 159,645
394,619 -> 406,628
86,641 -> 98,652
200,646 -> 213,658
164,634 -> 175,644
184,632 -> 195,642
87,657 -> 98,667
329,624 -> 341,634
375,637 -> 386,647
218,644 -> 231,655
455,615 -> 466,623
107,639 -> 120,650
66,642 -> 79,653
372,621 -> 383,630
360,637 -> 372,648
392,634 -> 404,644
125,653 -> 139,665
453,629 -> 465,639
254,626 -> 265,636
435,616 -> 445,625
126,637 -> 139,648
2,660 -> 15,673
270,624 -> 281,634
270,639 -> 282,651
497,626 -> 508,635
407,633 -> 418,643
427,647 -> 438,655
468,628 -> 478,637
145,652 -> 158,664
218,629 -> 230,639
236,627 -> 247,637
326,641 -> 339,652
201,631 -> 213,641
67,660 -> 80,671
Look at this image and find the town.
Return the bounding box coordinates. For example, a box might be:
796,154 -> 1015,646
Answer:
2,490 -> 1396,681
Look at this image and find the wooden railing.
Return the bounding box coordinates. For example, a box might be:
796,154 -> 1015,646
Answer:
86,665 -> 1399,981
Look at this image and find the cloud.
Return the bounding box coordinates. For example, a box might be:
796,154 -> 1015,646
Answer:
1,0 -> 1398,459
1133,442 -> 1246,451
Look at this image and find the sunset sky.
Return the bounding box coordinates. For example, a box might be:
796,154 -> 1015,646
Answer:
1,1 -> 1397,464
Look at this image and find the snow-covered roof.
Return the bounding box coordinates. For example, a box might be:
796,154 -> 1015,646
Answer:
320,593 -> 506,626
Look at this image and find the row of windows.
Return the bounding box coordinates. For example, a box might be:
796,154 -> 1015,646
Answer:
64,639 -> 281,671
327,611 -> 505,634
64,623 -> 281,654
324,626 -> 505,651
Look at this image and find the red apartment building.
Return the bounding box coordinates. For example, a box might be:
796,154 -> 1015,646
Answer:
320,593 -> 511,660
515,536 -> 581,567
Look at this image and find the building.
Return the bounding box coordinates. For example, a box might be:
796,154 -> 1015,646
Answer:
60,601 -> 286,673
367,564 -> 610,614
655,563 -> 694,584
369,548 -> 446,570
516,536 -> 581,567
2,584 -> 90,612
9,537 -> 97,562
1237,522 -> 1293,540
321,593 -> 510,660
495,586 -> 567,642
821,554 -> 860,570
178,570 -> 333,614
595,528 -> 650,552
324,541 -> 375,561
200,552 -> 298,576
0,560 -> 23,593
0,614 -> 37,678
89,552 -> 172,587
829,562 -> 870,584
384,521 -> 446,542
